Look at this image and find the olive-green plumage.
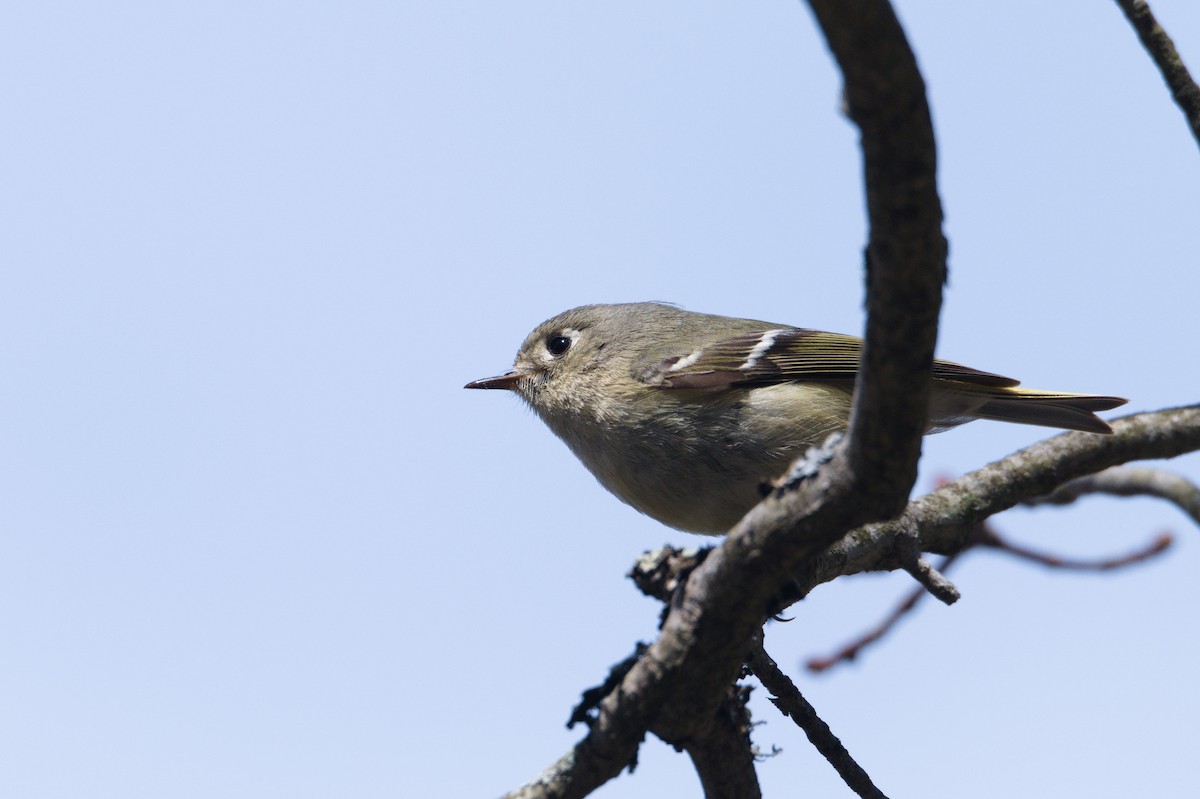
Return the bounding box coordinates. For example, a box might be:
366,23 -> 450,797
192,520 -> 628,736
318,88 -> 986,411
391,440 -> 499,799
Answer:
466,303 -> 1126,534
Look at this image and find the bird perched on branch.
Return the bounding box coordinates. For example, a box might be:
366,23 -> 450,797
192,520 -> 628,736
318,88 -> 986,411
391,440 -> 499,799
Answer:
466,303 -> 1126,534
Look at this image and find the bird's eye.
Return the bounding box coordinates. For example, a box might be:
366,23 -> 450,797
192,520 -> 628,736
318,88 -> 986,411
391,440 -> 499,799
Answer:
546,335 -> 572,356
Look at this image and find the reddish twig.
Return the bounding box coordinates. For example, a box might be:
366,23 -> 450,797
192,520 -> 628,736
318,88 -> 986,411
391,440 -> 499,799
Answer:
978,527 -> 1173,571
807,552 -> 964,673
809,508 -> 1175,673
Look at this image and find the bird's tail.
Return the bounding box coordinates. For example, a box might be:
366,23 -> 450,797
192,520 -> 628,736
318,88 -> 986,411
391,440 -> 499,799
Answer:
973,389 -> 1127,434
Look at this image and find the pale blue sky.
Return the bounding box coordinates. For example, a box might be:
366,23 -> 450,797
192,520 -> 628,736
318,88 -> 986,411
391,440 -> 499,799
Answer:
2,2 -> 1198,797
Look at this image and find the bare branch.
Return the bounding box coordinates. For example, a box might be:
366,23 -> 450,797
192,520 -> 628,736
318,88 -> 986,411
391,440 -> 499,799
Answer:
807,552 -> 963,673
1025,465 -> 1200,525
810,501 -> 1175,673
682,684 -> 762,799
747,638 -> 889,799
805,0 -> 948,510
507,743 -> 644,799
1114,0 -> 1200,149
791,405 -> 1200,599
901,556 -> 960,604
979,526 -> 1173,571
909,407 -> 1200,555
882,515 -> 962,605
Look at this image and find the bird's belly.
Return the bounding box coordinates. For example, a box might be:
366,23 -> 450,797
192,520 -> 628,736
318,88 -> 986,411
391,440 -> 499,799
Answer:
556,383 -> 853,534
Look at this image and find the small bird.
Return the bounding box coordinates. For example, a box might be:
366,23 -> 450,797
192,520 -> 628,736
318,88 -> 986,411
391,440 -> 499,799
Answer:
465,303 -> 1126,534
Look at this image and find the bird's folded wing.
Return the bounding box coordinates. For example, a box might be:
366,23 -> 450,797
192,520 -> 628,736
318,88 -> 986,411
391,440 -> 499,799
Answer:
639,328 -> 1020,390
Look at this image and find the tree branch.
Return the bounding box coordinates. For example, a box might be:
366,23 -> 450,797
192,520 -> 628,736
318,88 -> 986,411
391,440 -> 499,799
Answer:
792,406 -> 1200,599
631,409 -> 1199,684
1114,0 -> 1200,149
1024,465 -> 1200,525
502,1 -> 947,795
747,638 -> 890,799
498,1 -> 1200,795
980,526 -> 1173,571
806,552 -> 964,673
806,0 -> 948,509
809,491 -> 1178,673
681,684 -> 762,799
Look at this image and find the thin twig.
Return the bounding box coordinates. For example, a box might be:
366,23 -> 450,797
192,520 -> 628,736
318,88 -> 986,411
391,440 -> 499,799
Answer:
1025,466 -> 1200,526
1113,0 -> 1200,149
747,639 -> 889,799
901,553 -> 960,605
979,527 -> 1173,571
807,552 -> 963,673
892,516 -> 961,605
809,500 -> 1176,673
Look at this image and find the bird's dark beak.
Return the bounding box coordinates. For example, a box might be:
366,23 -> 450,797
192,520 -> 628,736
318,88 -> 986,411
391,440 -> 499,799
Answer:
464,371 -> 526,390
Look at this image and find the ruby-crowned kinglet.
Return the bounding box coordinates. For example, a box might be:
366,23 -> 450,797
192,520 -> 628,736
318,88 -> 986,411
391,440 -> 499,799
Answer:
465,303 -> 1126,534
